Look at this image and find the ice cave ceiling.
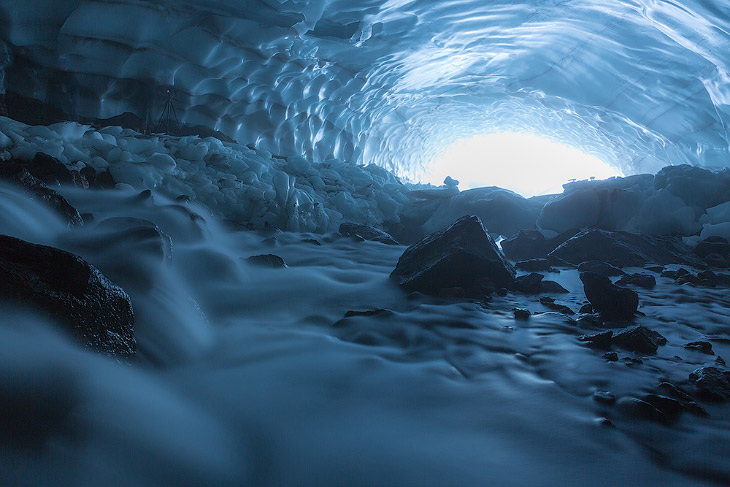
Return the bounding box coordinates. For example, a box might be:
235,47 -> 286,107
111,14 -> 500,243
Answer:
2,0 -> 730,179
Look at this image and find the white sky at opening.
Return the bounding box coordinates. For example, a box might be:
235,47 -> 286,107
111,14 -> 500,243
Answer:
425,132 -> 621,197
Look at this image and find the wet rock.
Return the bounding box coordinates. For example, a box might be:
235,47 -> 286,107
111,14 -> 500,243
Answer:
515,258 -> 551,272
697,270 -> 730,287
704,253 -> 730,269
510,273 -> 544,294
501,228 -> 578,260
343,309 -> 393,319
580,331 -> 613,350
616,273 -> 656,289
617,397 -> 670,424
96,169 -> 116,189
550,229 -> 704,267
339,222 -> 399,245
685,341 -> 714,355
579,304 -> 594,314
612,325 -> 666,354
655,381 -> 708,417
302,238 -> 322,246
0,163 -> 84,226
246,254 -> 287,268
644,265 -> 664,273
578,260 -> 625,276
0,235 -> 135,358
24,152 -> 78,186
580,271 -> 638,321
694,236 -> 729,259
539,296 -> 574,315
513,308 -> 531,320
541,280 -> 569,294
593,391 -> 616,404
391,215 -> 515,297
641,394 -> 684,422
603,352 -> 619,361
689,366 -> 730,402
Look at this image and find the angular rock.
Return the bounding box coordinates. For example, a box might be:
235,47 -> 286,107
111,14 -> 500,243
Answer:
580,331 -> 613,350
550,229 -> 704,268
685,341 -> 714,355
391,215 -> 515,297
616,273 -> 656,289
540,280 -> 569,294
25,152 -> 78,186
339,222 -> 399,245
612,325 -> 666,354
501,228 -> 578,260
246,254 -> 287,268
513,308 -> 531,320
509,272 -> 544,294
0,235 -> 135,358
655,381 -> 708,417
689,366 -> 730,402
515,258 -> 551,272
578,260 -> 625,276
0,163 -> 83,226
580,271 -> 638,320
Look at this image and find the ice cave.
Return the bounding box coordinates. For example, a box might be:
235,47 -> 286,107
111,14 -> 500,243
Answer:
1,1 -> 730,486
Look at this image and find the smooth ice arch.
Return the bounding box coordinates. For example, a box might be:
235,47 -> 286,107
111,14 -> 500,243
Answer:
2,1 -> 730,180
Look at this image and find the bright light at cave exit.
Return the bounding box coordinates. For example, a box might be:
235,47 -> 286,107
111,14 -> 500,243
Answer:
426,132 -> 621,197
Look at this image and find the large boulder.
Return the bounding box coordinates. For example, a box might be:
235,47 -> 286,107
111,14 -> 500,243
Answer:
580,271 -> 638,320
550,229 -> 704,267
501,228 -> 578,261
391,215 -> 515,296
0,235 -> 135,358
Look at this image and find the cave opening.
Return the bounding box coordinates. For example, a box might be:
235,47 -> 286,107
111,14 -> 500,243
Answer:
425,132 -> 622,197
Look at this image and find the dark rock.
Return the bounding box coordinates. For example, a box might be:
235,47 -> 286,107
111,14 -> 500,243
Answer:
703,253 -> 730,269
25,152 -> 76,186
580,331 -> 613,350
580,271 -> 638,321
0,162 -> 84,226
515,258 -> 551,272
694,236 -> 729,259
339,222 -> 399,245
644,265 -> 664,273
676,273 -> 703,286
577,260 -> 625,276
689,366 -> 730,402
495,288 -> 508,296
540,280 -> 569,294
501,228 -> 578,260
579,304 -> 594,314
593,391 -> 616,404
685,341 -> 714,355
302,238 -> 322,246
697,270 -> 730,287
80,166 -> 97,187
246,254 -> 287,268
612,325 -> 667,354
513,308 -> 531,320
391,216 -> 515,297
0,235 -> 135,358
539,296 -> 574,314
550,229 -> 704,268
96,170 -> 116,189
655,381 -> 708,417
509,272 -> 544,294
617,397 -> 670,424
616,273 -> 656,289
343,309 -> 393,319
603,352 -> 619,361
641,394 -> 684,422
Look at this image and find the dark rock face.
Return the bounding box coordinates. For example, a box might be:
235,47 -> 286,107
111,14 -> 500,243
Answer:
616,273 -> 656,289
25,152 -> 80,187
577,260 -> 625,276
246,254 -> 288,268
0,235 -> 135,358
550,229 -> 704,267
612,325 -> 667,354
580,271 -> 638,320
339,222 -> 399,245
689,366 -> 730,402
391,215 -> 515,297
501,228 -> 578,261
0,163 -> 84,226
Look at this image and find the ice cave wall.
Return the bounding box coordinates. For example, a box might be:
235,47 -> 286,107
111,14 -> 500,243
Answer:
1,0 -> 730,179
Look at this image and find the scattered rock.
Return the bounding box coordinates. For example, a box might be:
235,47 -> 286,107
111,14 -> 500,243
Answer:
391,216 -> 515,297
689,366 -> 730,402
612,325 -> 667,354
580,331 -> 613,350
539,296 -> 574,314
550,229 -> 704,268
246,254 -> 287,268
685,341 -> 714,355
580,271 -> 638,321
0,235 -> 135,358
616,273 -> 656,289
339,222 -> 399,245
602,352 -> 619,361
593,391 -> 616,404
577,260 -> 625,276
513,308 -> 531,320
515,258 -> 551,272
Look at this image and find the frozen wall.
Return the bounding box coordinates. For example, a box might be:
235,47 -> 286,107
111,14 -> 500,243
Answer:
1,1 -> 729,179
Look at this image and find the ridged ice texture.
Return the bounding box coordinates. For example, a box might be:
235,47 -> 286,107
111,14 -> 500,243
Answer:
3,1 -> 730,177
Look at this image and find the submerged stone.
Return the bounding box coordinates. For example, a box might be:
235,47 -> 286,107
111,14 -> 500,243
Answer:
612,325 -> 666,354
